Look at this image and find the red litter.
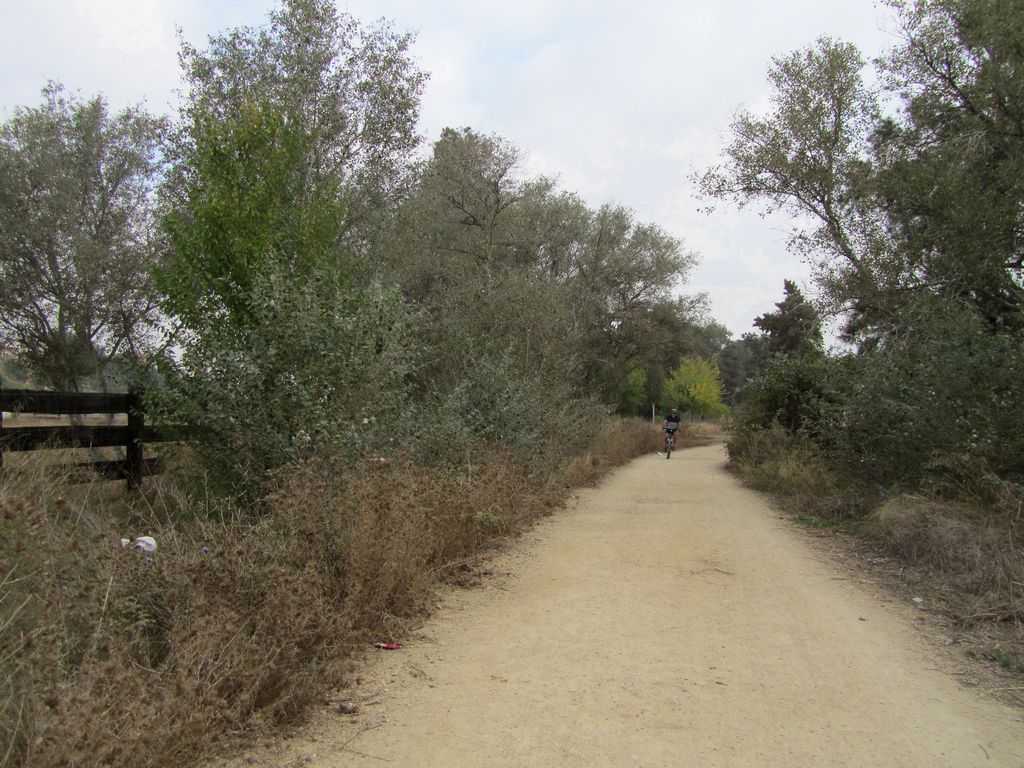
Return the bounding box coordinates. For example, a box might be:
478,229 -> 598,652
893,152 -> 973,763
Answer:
372,642 -> 402,650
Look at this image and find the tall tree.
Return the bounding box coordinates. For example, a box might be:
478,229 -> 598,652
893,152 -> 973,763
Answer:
0,84 -> 165,389
699,3 -> 1024,341
707,0 -> 1024,493
754,280 -> 823,356
165,0 -> 427,252
158,98 -> 348,330
698,37 -> 886,325
376,127 -> 702,403
154,1 -> 427,495
870,0 -> 1024,332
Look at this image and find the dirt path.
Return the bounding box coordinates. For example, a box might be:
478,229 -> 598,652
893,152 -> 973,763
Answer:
231,445 -> 1024,767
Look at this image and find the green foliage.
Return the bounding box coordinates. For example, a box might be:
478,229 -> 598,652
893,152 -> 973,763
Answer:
416,352 -> 606,471
373,125 -> 705,439
731,280 -> 826,432
0,83 -> 165,389
674,320 -> 731,360
154,0 -> 433,500
734,296 -> 1024,494
734,352 -> 829,435
874,0 -> 1024,332
157,265 -> 418,500
718,332 -> 770,405
159,99 -> 348,330
171,0 -> 426,227
698,36 -> 884,320
703,0 -> 1024,542
700,2 -> 1024,340
815,300 -> 1024,487
754,280 -> 822,356
614,366 -> 648,415
662,356 -> 728,418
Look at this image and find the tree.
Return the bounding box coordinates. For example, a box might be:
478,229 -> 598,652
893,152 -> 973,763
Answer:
718,332 -> 770,405
415,127 -> 526,270
565,203 -> 700,398
674,320 -> 731,361
698,37 -> 887,326
813,298 -> 1024,485
735,352 -> 829,434
375,127 -> 702,405
159,262 -> 419,499
754,280 -> 823,356
613,365 -> 648,416
0,84 -> 165,390
699,5 -> 1024,341
705,1 -> 1024,498
155,94 -> 419,498
662,357 -> 728,418
869,0 -> 1024,332
154,1 -> 427,497
158,98 -> 348,330
166,0 -> 426,248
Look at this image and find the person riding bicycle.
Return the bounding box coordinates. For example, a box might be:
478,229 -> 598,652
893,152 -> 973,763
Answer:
662,408 -> 681,452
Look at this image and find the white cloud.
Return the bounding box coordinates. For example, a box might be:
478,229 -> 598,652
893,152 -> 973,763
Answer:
1,0 -> 195,114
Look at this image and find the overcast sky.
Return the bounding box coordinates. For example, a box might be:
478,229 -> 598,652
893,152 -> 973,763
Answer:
0,0 -> 902,337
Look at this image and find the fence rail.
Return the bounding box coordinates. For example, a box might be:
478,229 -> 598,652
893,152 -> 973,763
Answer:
0,386 -> 168,489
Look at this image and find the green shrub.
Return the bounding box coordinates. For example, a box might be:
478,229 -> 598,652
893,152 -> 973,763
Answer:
409,349 -> 606,471
155,267 -> 420,502
726,422 -> 860,518
815,302 -> 1024,489
734,352 -> 830,435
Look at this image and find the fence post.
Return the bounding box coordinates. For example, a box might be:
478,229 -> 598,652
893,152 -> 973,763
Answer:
126,392 -> 144,490
0,382 -> 4,471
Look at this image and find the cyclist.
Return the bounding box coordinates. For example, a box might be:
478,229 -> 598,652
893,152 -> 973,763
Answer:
662,408 -> 682,453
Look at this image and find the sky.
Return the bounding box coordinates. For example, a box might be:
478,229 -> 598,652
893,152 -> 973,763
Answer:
0,0 -> 903,337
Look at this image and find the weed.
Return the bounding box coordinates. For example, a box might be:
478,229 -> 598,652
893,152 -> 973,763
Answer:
791,515 -> 865,535
726,423 -> 858,519
0,417 -> 651,767
967,649 -> 1024,676
868,495 -> 1024,623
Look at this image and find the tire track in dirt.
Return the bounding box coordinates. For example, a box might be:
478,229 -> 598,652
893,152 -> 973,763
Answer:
225,444 -> 1024,767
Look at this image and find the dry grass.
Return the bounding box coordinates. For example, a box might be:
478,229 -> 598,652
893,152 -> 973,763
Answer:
0,418 -> 652,768
677,418 -> 728,448
557,418 -> 660,486
726,424 -> 856,518
870,494 -> 1024,624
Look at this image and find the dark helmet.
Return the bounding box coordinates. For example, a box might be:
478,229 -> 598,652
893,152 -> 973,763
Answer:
670,408 -> 678,414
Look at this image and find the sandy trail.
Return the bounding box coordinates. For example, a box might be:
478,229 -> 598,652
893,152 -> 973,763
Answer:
233,444 -> 1024,767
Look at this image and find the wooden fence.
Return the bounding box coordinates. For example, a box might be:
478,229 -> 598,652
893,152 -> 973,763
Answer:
0,386 -> 166,489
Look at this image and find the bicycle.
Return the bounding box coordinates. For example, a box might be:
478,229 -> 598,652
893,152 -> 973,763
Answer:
664,428 -> 677,459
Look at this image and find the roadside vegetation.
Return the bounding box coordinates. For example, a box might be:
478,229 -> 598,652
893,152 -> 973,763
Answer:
0,420 -> 658,767
700,0 -> 1024,661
